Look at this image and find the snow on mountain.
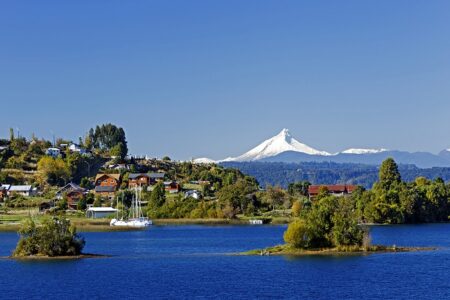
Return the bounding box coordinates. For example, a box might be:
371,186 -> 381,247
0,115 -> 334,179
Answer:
193,157 -> 216,164
224,129 -> 331,162
340,148 -> 388,155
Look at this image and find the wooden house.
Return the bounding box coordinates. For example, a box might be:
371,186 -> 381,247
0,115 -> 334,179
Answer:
56,183 -> 86,210
94,173 -> 121,198
128,173 -> 165,188
164,181 -> 180,194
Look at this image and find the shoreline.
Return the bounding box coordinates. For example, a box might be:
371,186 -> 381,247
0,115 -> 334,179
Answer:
239,244 -> 437,256
0,217 -> 287,232
4,253 -> 110,260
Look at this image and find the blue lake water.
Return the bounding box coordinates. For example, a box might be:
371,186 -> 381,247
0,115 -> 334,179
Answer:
0,224 -> 450,299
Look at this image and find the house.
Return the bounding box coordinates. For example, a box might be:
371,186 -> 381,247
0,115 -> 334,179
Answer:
128,172 -> 165,188
8,185 -> 36,197
308,185 -> 357,199
86,207 -> 118,219
164,181 -> 180,194
56,182 -> 87,210
45,147 -> 61,158
107,163 -> 129,170
39,201 -> 55,213
184,190 -> 201,200
94,173 -> 121,198
68,143 -> 88,155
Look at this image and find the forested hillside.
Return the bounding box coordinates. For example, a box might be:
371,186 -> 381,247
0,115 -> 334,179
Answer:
222,161 -> 450,189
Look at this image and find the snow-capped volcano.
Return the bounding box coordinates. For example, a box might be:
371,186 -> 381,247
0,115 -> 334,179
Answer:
224,129 -> 331,162
340,148 -> 388,155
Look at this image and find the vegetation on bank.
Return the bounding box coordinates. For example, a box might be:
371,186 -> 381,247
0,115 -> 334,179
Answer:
13,216 -> 85,257
241,244 -> 435,256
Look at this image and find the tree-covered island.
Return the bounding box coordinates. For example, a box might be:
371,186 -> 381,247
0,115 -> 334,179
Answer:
12,216 -> 89,258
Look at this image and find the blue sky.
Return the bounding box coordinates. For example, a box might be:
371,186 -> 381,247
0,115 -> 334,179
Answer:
1,1 -> 450,160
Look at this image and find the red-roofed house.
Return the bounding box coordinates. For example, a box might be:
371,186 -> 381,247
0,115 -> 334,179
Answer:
308,184 -> 357,199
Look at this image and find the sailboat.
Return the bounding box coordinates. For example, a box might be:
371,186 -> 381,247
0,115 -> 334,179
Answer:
110,187 -> 152,227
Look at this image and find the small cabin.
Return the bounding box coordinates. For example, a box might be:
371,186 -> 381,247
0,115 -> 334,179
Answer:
86,207 -> 118,219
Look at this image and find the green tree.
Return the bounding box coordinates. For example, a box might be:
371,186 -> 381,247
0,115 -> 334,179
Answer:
89,123 -> 128,157
149,182 -> 166,208
378,158 -> 401,190
37,156 -> 70,186
283,219 -> 311,248
93,195 -> 102,207
265,185 -> 287,211
291,200 -> 302,217
288,181 -> 311,196
331,198 -> 364,247
77,197 -> 87,211
58,198 -> 68,210
13,217 -> 85,257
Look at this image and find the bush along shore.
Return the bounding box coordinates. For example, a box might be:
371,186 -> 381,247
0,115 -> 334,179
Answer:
10,216 -> 105,259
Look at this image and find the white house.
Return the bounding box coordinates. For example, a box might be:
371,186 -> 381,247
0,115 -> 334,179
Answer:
185,190 -> 201,200
68,143 -> 88,155
45,147 -> 61,158
8,185 -> 36,197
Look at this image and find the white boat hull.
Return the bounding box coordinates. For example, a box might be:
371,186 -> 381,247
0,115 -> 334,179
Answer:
110,218 -> 152,227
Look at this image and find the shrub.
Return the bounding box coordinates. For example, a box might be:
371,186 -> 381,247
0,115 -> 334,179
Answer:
13,217 -> 85,257
283,219 -> 311,248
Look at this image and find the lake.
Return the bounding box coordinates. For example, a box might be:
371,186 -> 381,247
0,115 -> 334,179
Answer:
0,224 -> 449,299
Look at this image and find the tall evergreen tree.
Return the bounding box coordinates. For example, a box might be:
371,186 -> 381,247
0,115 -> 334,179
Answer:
378,158 -> 401,190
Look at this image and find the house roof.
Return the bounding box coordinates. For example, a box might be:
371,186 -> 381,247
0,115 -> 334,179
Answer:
129,173 -> 165,179
95,173 -> 121,182
148,173 -> 165,178
95,186 -> 117,193
1,184 -> 11,191
308,185 -> 357,195
86,207 -> 118,212
9,185 -> 32,192
56,182 -> 85,195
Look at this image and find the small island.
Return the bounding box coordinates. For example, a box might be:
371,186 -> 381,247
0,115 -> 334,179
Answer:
242,161 -> 437,256
11,216 -> 101,259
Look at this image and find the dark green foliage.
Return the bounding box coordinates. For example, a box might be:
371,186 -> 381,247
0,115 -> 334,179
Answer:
353,159 -> 450,224
378,158 -> 401,189
284,195 -> 365,249
288,181 -> 311,196
149,182 -> 166,208
13,217 -> 85,257
77,197 -> 87,210
80,177 -> 91,189
89,123 -> 128,158
58,198 -> 68,210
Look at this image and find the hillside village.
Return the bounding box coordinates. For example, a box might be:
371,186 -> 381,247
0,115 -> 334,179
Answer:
0,124 -> 296,221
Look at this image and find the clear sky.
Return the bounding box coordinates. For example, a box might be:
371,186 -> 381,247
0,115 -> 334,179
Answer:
1,1 -> 450,160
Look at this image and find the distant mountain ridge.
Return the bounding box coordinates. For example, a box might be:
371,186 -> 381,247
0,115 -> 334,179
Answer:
195,129 -> 450,168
